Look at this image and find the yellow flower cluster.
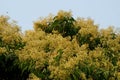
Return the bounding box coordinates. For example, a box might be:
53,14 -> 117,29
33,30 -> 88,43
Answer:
57,10 -> 72,20
77,18 -> 99,39
27,73 -> 40,80
0,16 -> 21,45
100,26 -> 114,38
34,14 -> 54,31
0,47 -> 6,54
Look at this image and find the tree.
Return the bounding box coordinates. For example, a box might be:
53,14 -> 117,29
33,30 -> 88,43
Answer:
0,11 -> 120,80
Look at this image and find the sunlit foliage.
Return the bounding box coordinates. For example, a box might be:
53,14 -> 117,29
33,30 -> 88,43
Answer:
0,10 -> 120,80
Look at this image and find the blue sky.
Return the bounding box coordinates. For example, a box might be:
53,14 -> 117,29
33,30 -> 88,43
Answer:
0,0 -> 120,32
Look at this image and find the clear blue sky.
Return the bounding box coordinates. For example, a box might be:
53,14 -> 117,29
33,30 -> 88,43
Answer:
0,0 -> 120,32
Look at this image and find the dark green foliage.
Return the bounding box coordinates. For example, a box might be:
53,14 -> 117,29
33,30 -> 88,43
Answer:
54,49 -> 63,62
76,33 -> 101,50
49,16 -> 79,37
33,61 -> 50,80
70,67 -> 82,80
0,53 -> 30,80
18,58 -> 35,76
76,33 -> 92,46
39,15 -> 80,40
44,43 -> 52,53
